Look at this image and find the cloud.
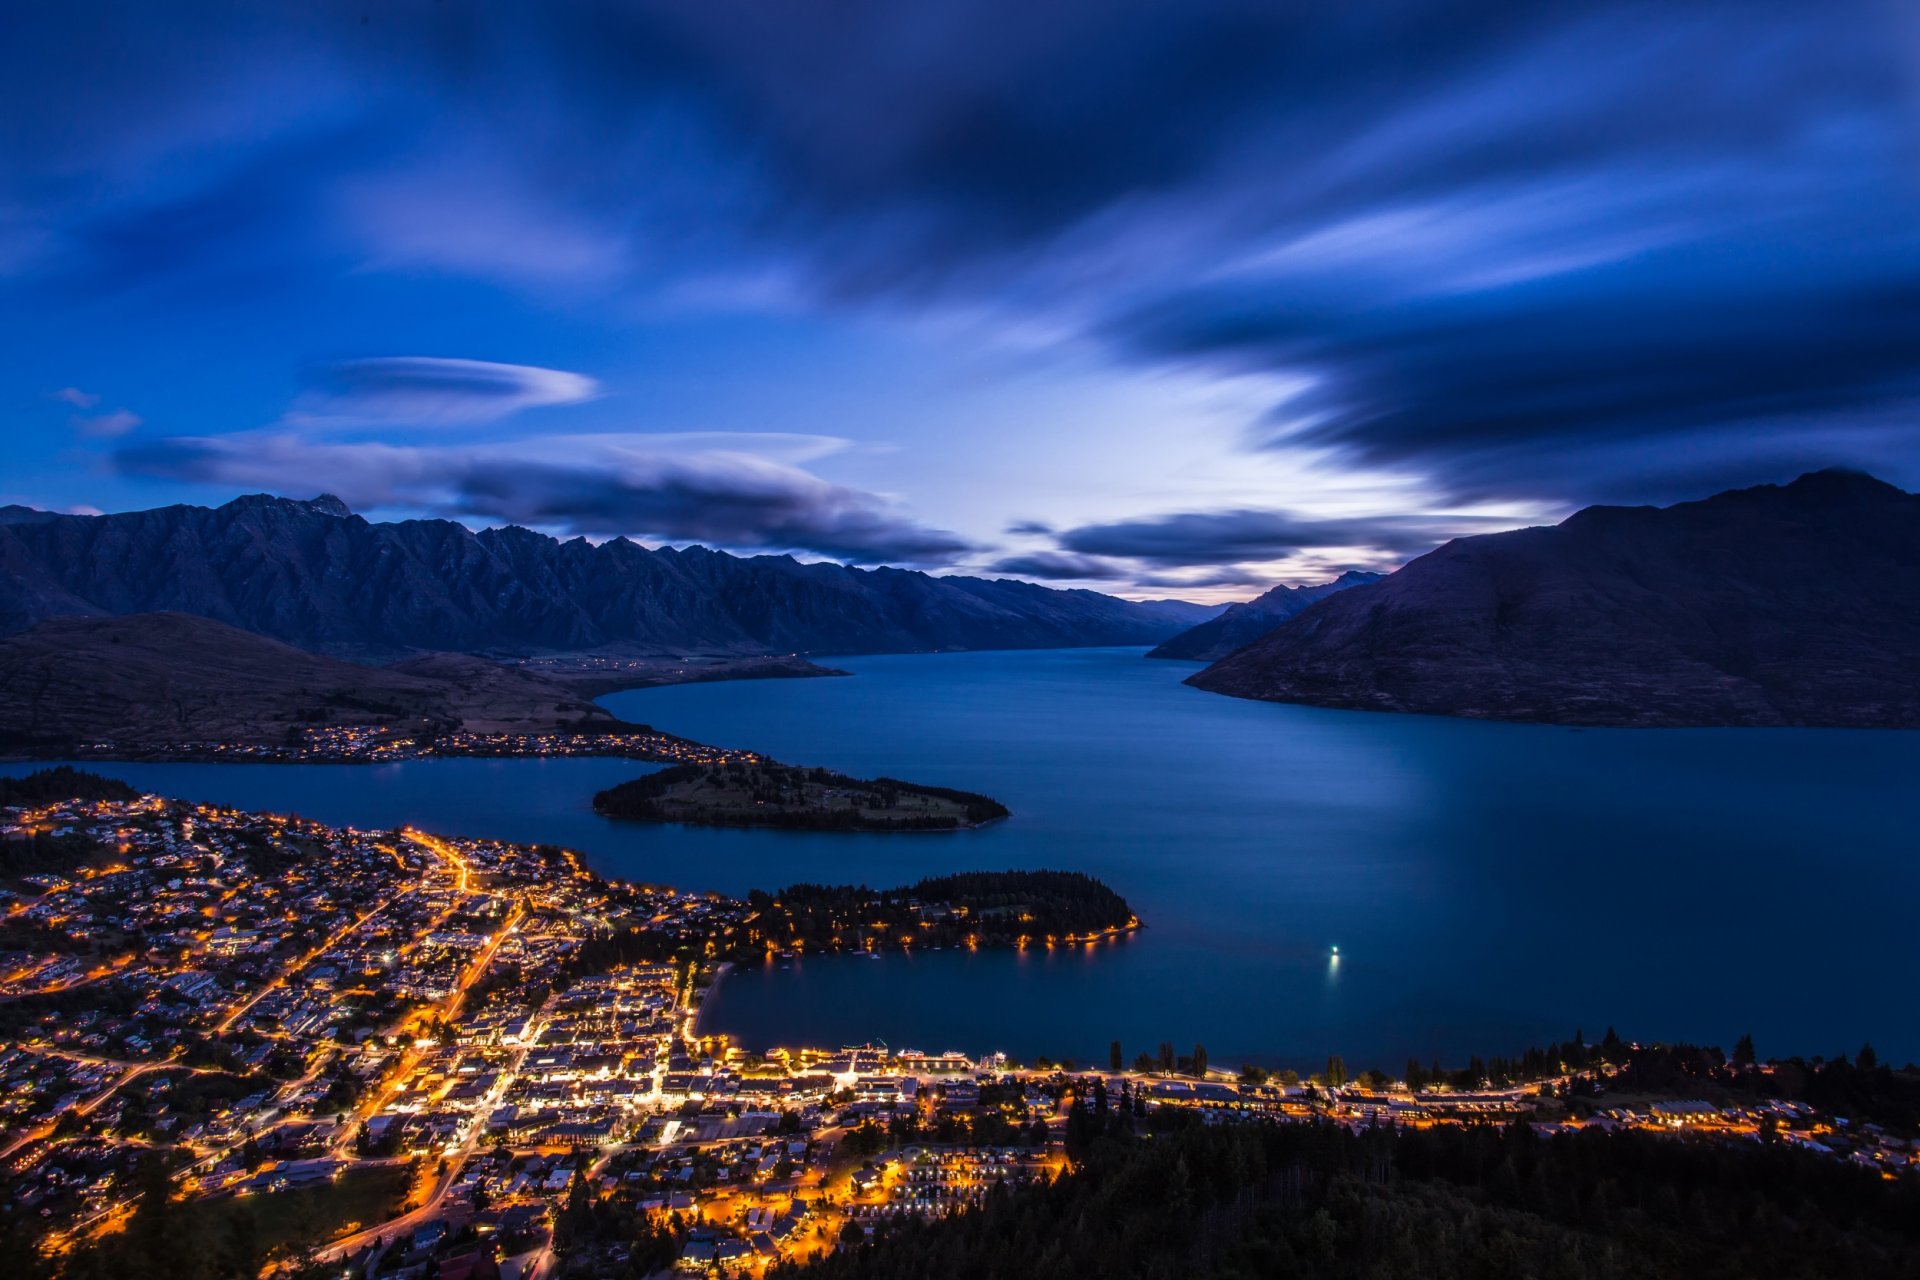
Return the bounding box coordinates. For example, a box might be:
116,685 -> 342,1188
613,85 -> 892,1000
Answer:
1005,519 -> 1055,537
1132,566 -> 1276,591
1056,508 -> 1501,566
7,0 -> 1920,516
71,408 -> 141,438
985,551 -> 1132,580
985,552 -> 1278,593
112,430 -> 971,565
1114,240 -> 1920,502
50,387 -> 141,438
300,357 -> 598,426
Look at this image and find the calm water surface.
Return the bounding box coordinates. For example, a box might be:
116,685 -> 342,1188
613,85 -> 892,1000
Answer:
12,648 -> 1916,1070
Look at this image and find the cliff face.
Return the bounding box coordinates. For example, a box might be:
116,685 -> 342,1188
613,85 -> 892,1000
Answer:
1148,571 -> 1382,662
0,495 -> 1211,658
1188,471 -> 1920,727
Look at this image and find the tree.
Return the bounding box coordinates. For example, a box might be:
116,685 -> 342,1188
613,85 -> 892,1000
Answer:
1733,1033 -> 1756,1066
1857,1041 -> 1878,1071
0,1206 -> 49,1280
216,1204 -> 262,1280
1326,1055 -> 1348,1088
1109,1040 -> 1123,1072
125,1153 -> 188,1280
1158,1041 -> 1175,1075
1191,1044 -> 1208,1078
844,1120 -> 886,1157
554,1166 -> 593,1255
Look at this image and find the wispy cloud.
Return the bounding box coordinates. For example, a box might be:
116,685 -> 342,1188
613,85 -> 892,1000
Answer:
296,357 -> 599,427
985,550 -> 1132,581
112,430 -> 971,566
1056,507 -> 1505,567
71,408 -> 141,438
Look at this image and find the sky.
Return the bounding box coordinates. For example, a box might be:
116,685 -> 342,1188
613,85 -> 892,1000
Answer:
5,1 -> 1919,600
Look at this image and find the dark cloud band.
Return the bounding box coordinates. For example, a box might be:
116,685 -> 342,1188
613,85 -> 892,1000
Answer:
1056,508 -> 1504,567
112,433 -> 971,566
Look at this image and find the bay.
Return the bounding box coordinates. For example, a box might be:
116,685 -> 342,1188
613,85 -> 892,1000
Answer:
9,647 -> 1916,1071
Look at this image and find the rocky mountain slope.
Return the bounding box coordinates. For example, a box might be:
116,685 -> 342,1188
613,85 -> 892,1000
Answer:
1188,471 -> 1920,727
1148,570 -> 1382,662
0,495 -> 1212,659
0,612 -> 625,750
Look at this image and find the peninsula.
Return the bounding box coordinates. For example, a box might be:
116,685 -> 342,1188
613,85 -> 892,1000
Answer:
593,761 -> 1010,832
0,611 -> 779,773
742,871 -> 1138,952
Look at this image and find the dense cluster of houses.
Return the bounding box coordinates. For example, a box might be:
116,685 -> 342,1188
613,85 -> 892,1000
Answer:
68,726 -> 759,767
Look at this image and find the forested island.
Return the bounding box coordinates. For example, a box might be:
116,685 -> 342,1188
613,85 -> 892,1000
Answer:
733,870 -> 1138,954
594,761 -> 1010,832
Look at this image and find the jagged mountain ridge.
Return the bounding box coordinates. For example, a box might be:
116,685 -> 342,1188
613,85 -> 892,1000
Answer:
1187,470 -> 1920,727
1148,570 -> 1383,662
0,495 -> 1213,659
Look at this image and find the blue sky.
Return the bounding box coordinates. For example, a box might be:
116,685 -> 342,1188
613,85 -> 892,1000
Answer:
6,1 -> 1919,598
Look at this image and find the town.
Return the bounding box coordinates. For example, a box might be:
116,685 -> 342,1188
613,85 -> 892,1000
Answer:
2,786 -> 1915,1280
59,727 -> 765,769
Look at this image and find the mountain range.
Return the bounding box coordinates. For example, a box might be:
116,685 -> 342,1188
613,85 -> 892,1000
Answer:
1148,570 -> 1382,662
1188,470 -> 1920,727
0,495 -> 1215,659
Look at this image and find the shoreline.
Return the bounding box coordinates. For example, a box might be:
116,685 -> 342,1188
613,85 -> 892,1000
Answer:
597,810 -> 1009,835
0,737 -> 754,770
691,960 -> 734,1039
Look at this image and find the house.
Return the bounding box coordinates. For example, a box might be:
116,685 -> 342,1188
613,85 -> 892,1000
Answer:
435,1244 -> 500,1280
410,1219 -> 447,1253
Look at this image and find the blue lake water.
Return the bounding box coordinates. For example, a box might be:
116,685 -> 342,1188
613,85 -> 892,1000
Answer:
10,647 -> 1917,1070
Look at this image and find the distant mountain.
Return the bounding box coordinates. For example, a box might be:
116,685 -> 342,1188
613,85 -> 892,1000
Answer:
1188,471 -> 1920,727
0,495 -> 1214,659
0,612 -> 625,750
1148,570 -> 1383,662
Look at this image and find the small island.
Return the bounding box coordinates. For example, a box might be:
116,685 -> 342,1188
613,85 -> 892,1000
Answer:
593,760 -> 1010,832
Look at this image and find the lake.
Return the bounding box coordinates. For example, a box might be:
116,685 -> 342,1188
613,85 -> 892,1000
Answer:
10,647 -> 1917,1071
